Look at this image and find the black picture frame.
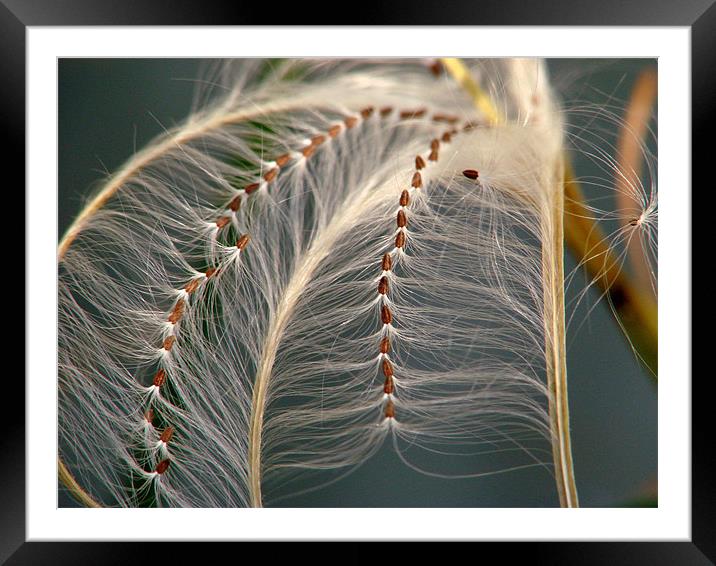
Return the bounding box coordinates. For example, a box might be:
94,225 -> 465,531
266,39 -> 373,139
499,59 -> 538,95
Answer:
9,1 -> 704,563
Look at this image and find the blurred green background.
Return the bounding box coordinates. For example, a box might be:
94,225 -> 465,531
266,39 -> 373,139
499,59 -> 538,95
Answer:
58,58 -> 657,507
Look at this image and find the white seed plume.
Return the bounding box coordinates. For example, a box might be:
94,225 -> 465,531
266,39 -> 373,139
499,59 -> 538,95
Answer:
59,59 -> 582,508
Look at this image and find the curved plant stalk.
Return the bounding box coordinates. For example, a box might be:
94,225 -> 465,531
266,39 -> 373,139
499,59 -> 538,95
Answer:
247,188 -> 388,507
56,100 -> 340,508
58,459 -> 101,508
615,67 -> 657,291
441,57 -> 579,507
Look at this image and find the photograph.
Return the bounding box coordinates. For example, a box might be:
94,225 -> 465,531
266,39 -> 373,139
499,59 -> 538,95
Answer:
57,57 -> 658,509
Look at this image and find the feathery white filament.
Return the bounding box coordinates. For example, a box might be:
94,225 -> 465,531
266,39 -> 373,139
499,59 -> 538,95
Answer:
59,59 -> 579,507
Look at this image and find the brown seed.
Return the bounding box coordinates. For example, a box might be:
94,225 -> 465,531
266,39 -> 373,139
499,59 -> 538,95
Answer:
381,305 -> 393,325
462,169 -> 479,180
153,369 -> 166,388
168,299 -> 185,324
236,234 -> 250,251
155,459 -> 171,474
228,195 -> 242,212
163,336 -> 176,351
384,399 -> 395,419
399,190 -> 410,207
160,426 -> 174,444
311,134 -> 326,146
463,122 -> 478,131
378,276 -> 389,295
380,106 -> 393,117
301,144 -> 317,158
382,358 -> 394,378
428,60 -> 443,77
275,153 -> 291,167
379,336 -> 391,354
360,106 -> 374,119
397,209 -> 407,228
383,376 -> 394,395
344,116 -> 358,129
415,155 -> 426,170
428,149 -> 439,162
244,182 -> 260,194
184,278 -> 201,294
441,132 -> 452,143
145,408 -> 154,423
205,267 -> 218,279
263,167 -> 279,183
395,231 -> 406,248
430,139 -> 440,151
327,124 -> 342,138
411,172 -> 422,188
216,216 -> 231,229
381,253 -> 392,272
400,108 -> 426,120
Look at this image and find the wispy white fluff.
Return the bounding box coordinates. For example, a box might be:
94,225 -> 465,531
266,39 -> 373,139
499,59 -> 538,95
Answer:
59,59 -> 596,508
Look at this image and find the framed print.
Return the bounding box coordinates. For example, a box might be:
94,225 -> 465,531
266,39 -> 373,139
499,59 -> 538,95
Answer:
9,0 -> 706,562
